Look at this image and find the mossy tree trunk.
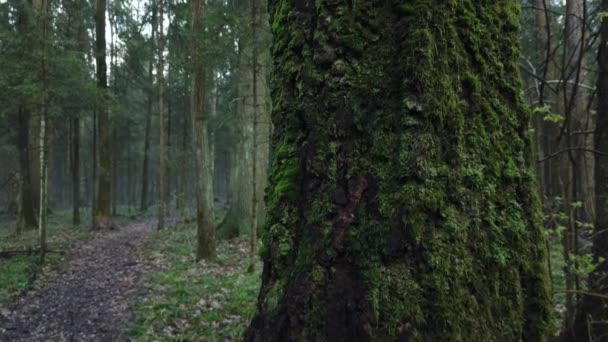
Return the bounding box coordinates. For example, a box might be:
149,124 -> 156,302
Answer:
246,1 -> 552,341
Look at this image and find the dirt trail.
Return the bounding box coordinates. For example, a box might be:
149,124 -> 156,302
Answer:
0,220 -> 156,342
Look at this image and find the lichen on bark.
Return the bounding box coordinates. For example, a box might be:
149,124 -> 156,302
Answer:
246,1 -> 552,341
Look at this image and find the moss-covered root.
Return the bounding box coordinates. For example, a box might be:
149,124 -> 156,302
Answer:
246,0 -> 552,341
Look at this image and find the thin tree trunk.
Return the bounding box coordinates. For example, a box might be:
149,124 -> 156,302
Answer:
166,86 -> 172,215
177,96 -> 188,213
72,117 -> 80,226
33,0 -> 49,262
38,100 -> 48,263
249,0 -> 259,260
110,2 -> 118,217
92,109 -> 97,227
140,0 -> 156,213
17,107 -> 38,231
94,0 -> 112,229
572,1 -> 608,339
561,0 -> 589,331
14,0 -> 37,232
157,0 -> 166,230
191,0 -> 215,260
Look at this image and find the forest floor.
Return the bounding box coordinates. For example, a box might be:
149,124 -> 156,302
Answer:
0,215 -> 261,341
0,219 -> 157,341
0,211 -> 566,340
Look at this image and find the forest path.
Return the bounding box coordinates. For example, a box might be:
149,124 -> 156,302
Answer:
0,219 -> 157,342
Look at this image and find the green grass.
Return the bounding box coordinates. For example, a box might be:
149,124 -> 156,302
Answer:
0,209 -> 94,305
130,225 -> 262,341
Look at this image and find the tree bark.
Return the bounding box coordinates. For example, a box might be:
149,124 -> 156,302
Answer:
72,117 -> 80,226
14,0 -> 38,232
223,0 -> 271,239
561,0 -> 590,331
246,1 -> 552,340
572,0 -> 608,339
32,0 -> 49,263
248,0 -> 271,260
94,0 -> 112,229
157,0 -> 166,230
140,0 -> 156,214
191,0 -> 216,260
16,107 -> 38,231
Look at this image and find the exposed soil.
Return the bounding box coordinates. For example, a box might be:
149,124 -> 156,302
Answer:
0,220 -> 157,342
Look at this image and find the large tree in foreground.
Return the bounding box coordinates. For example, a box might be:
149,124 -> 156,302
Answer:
246,1 -> 552,340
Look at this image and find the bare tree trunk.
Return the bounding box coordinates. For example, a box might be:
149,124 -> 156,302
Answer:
38,99 -> 48,263
72,117 -> 80,226
14,2 -> 38,232
166,90 -> 172,214
191,0 -> 215,260
28,112 -> 41,217
177,96 -> 188,214
140,96 -> 152,212
561,0 -> 590,332
94,0 -> 112,229
157,0 -> 166,230
571,1 -> 608,339
140,0 -> 156,214
33,0 -> 49,262
249,0 -> 259,260
17,107 -> 38,231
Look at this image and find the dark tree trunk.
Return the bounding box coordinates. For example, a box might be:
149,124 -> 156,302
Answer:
246,1 -> 552,340
157,0 -> 166,230
94,0 -> 112,229
140,94 -> 152,212
72,117 -> 80,226
572,0 -> 608,339
191,0 -> 216,260
14,0 -> 37,231
140,0 -> 156,214
17,107 -> 38,230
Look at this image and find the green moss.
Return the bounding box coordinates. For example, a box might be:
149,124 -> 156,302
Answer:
365,263 -> 424,340
463,72 -> 481,97
263,281 -> 283,314
251,0 -> 552,340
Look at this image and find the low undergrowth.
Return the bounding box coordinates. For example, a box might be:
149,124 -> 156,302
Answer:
130,224 -> 261,341
0,210 -> 94,305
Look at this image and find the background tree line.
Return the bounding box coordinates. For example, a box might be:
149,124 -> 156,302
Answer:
0,0 -> 271,257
